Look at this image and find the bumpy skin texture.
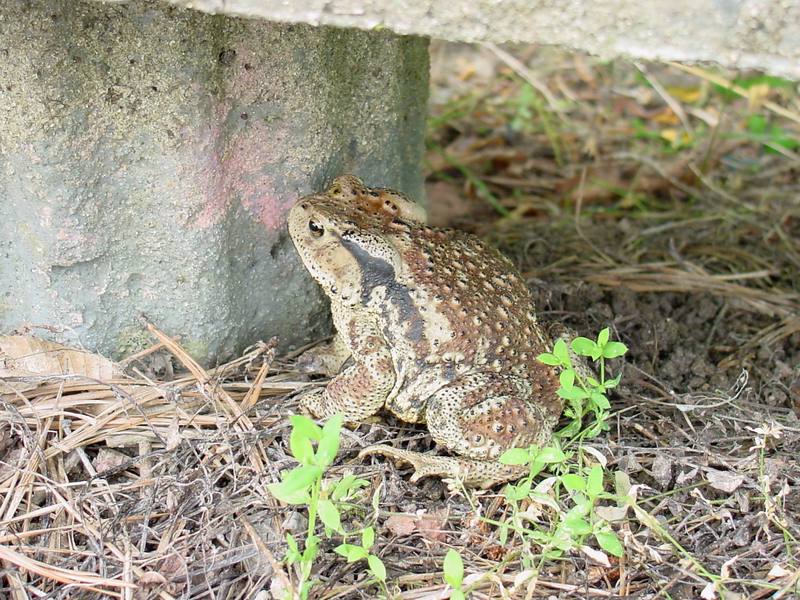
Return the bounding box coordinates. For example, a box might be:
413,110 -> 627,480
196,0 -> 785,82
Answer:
288,175 -> 561,487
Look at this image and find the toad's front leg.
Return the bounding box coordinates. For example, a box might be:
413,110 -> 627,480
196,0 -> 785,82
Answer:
299,321 -> 394,423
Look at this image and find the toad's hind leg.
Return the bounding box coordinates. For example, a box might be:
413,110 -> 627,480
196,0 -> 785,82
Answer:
361,373 -> 560,487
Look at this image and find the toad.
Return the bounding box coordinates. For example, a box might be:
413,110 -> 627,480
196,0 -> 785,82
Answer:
288,175 -> 561,487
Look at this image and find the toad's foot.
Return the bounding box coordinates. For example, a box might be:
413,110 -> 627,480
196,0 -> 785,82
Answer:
358,445 -> 527,489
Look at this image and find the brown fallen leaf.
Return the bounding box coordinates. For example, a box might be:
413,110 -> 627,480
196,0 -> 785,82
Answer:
385,514 -> 418,537
0,335 -> 123,392
383,509 -> 449,543
415,509 -> 449,543
705,468 -> 745,493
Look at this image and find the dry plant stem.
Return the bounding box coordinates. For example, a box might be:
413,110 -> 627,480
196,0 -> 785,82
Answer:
634,62 -> 693,136
668,61 -> 800,126
483,42 -> 561,113
583,263 -> 798,317
141,319 -> 271,483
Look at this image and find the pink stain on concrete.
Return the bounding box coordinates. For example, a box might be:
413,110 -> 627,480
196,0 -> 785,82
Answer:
183,45 -> 295,232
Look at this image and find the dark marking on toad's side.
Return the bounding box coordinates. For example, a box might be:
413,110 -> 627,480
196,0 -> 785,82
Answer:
341,237 -> 425,345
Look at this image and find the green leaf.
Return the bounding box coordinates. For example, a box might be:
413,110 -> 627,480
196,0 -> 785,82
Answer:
499,447 -> 531,465
361,526 -> 375,550
451,590 -> 466,600
290,426 -> 315,466
535,446 -> 566,464
498,522 -> 509,545
290,414 -> 322,441
331,474 -> 355,501
443,549 -> 464,588
556,419 -> 581,438
504,478 -> 532,502
586,376 -> 600,388
284,533 -> 300,564
603,374 -> 621,389
595,530 -> 624,557
597,328 -> 610,347
317,499 -> 343,534
268,465 -> 321,504
557,386 -> 589,401
563,516 -> 592,535
315,413 -> 343,468
561,473 -> 586,492
747,114 -> 768,135
590,391 -> 610,410
602,341 -> 628,359
334,543 -> 368,562
559,369 -> 575,390
569,494 -> 592,516
279,464 -> 321,494
571,337 -> 598,358
553,339 -> 571,366
537,352 -> 561,366
302,535 -> 319,562
587,465 -> 604,498
367,555 -> 386,580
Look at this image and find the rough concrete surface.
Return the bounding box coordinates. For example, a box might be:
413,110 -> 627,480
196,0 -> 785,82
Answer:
0,0 -> 428,363
167,0 -> 800,79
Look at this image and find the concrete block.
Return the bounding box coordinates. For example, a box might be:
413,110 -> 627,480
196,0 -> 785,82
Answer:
0,0 -> 429,362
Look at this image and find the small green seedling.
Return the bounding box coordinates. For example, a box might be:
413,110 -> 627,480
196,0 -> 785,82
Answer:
442,548 -> 466,600
494,328 -> 628,566
538,327 -> 627,439
334,526 -> 387,582
269,414 -> 369,599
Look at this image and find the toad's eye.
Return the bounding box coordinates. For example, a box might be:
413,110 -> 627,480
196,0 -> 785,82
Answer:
308,220 -> 324,237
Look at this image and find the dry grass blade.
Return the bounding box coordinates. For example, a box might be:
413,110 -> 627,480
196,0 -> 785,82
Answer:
583,263 -> 799,317
669,61 -> 800,126
0,323 -> 298,598
0,544 -> 135,592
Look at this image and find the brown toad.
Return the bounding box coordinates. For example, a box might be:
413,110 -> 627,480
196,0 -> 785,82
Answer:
288,175 -> 561,487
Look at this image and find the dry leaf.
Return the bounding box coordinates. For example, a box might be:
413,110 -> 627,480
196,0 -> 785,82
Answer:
138,571 -> 167,586
666,85 -> 702,103
385,514 -> 417,537
705,468 -> 745,493
700,581 -> 717,599
415,509 -> 448,543
594,505 -> 628,523
676,467 -> 699,485
767,563 -> 791,579
651,454 -> 674,489
165,417 -> 182,451
93,448 -> 130,473
747,83 -> 771,111
581,545 -> 611,567
0,335 -> 122,391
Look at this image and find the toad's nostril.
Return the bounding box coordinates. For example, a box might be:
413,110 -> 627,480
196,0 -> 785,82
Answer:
300,203 -> 309,210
